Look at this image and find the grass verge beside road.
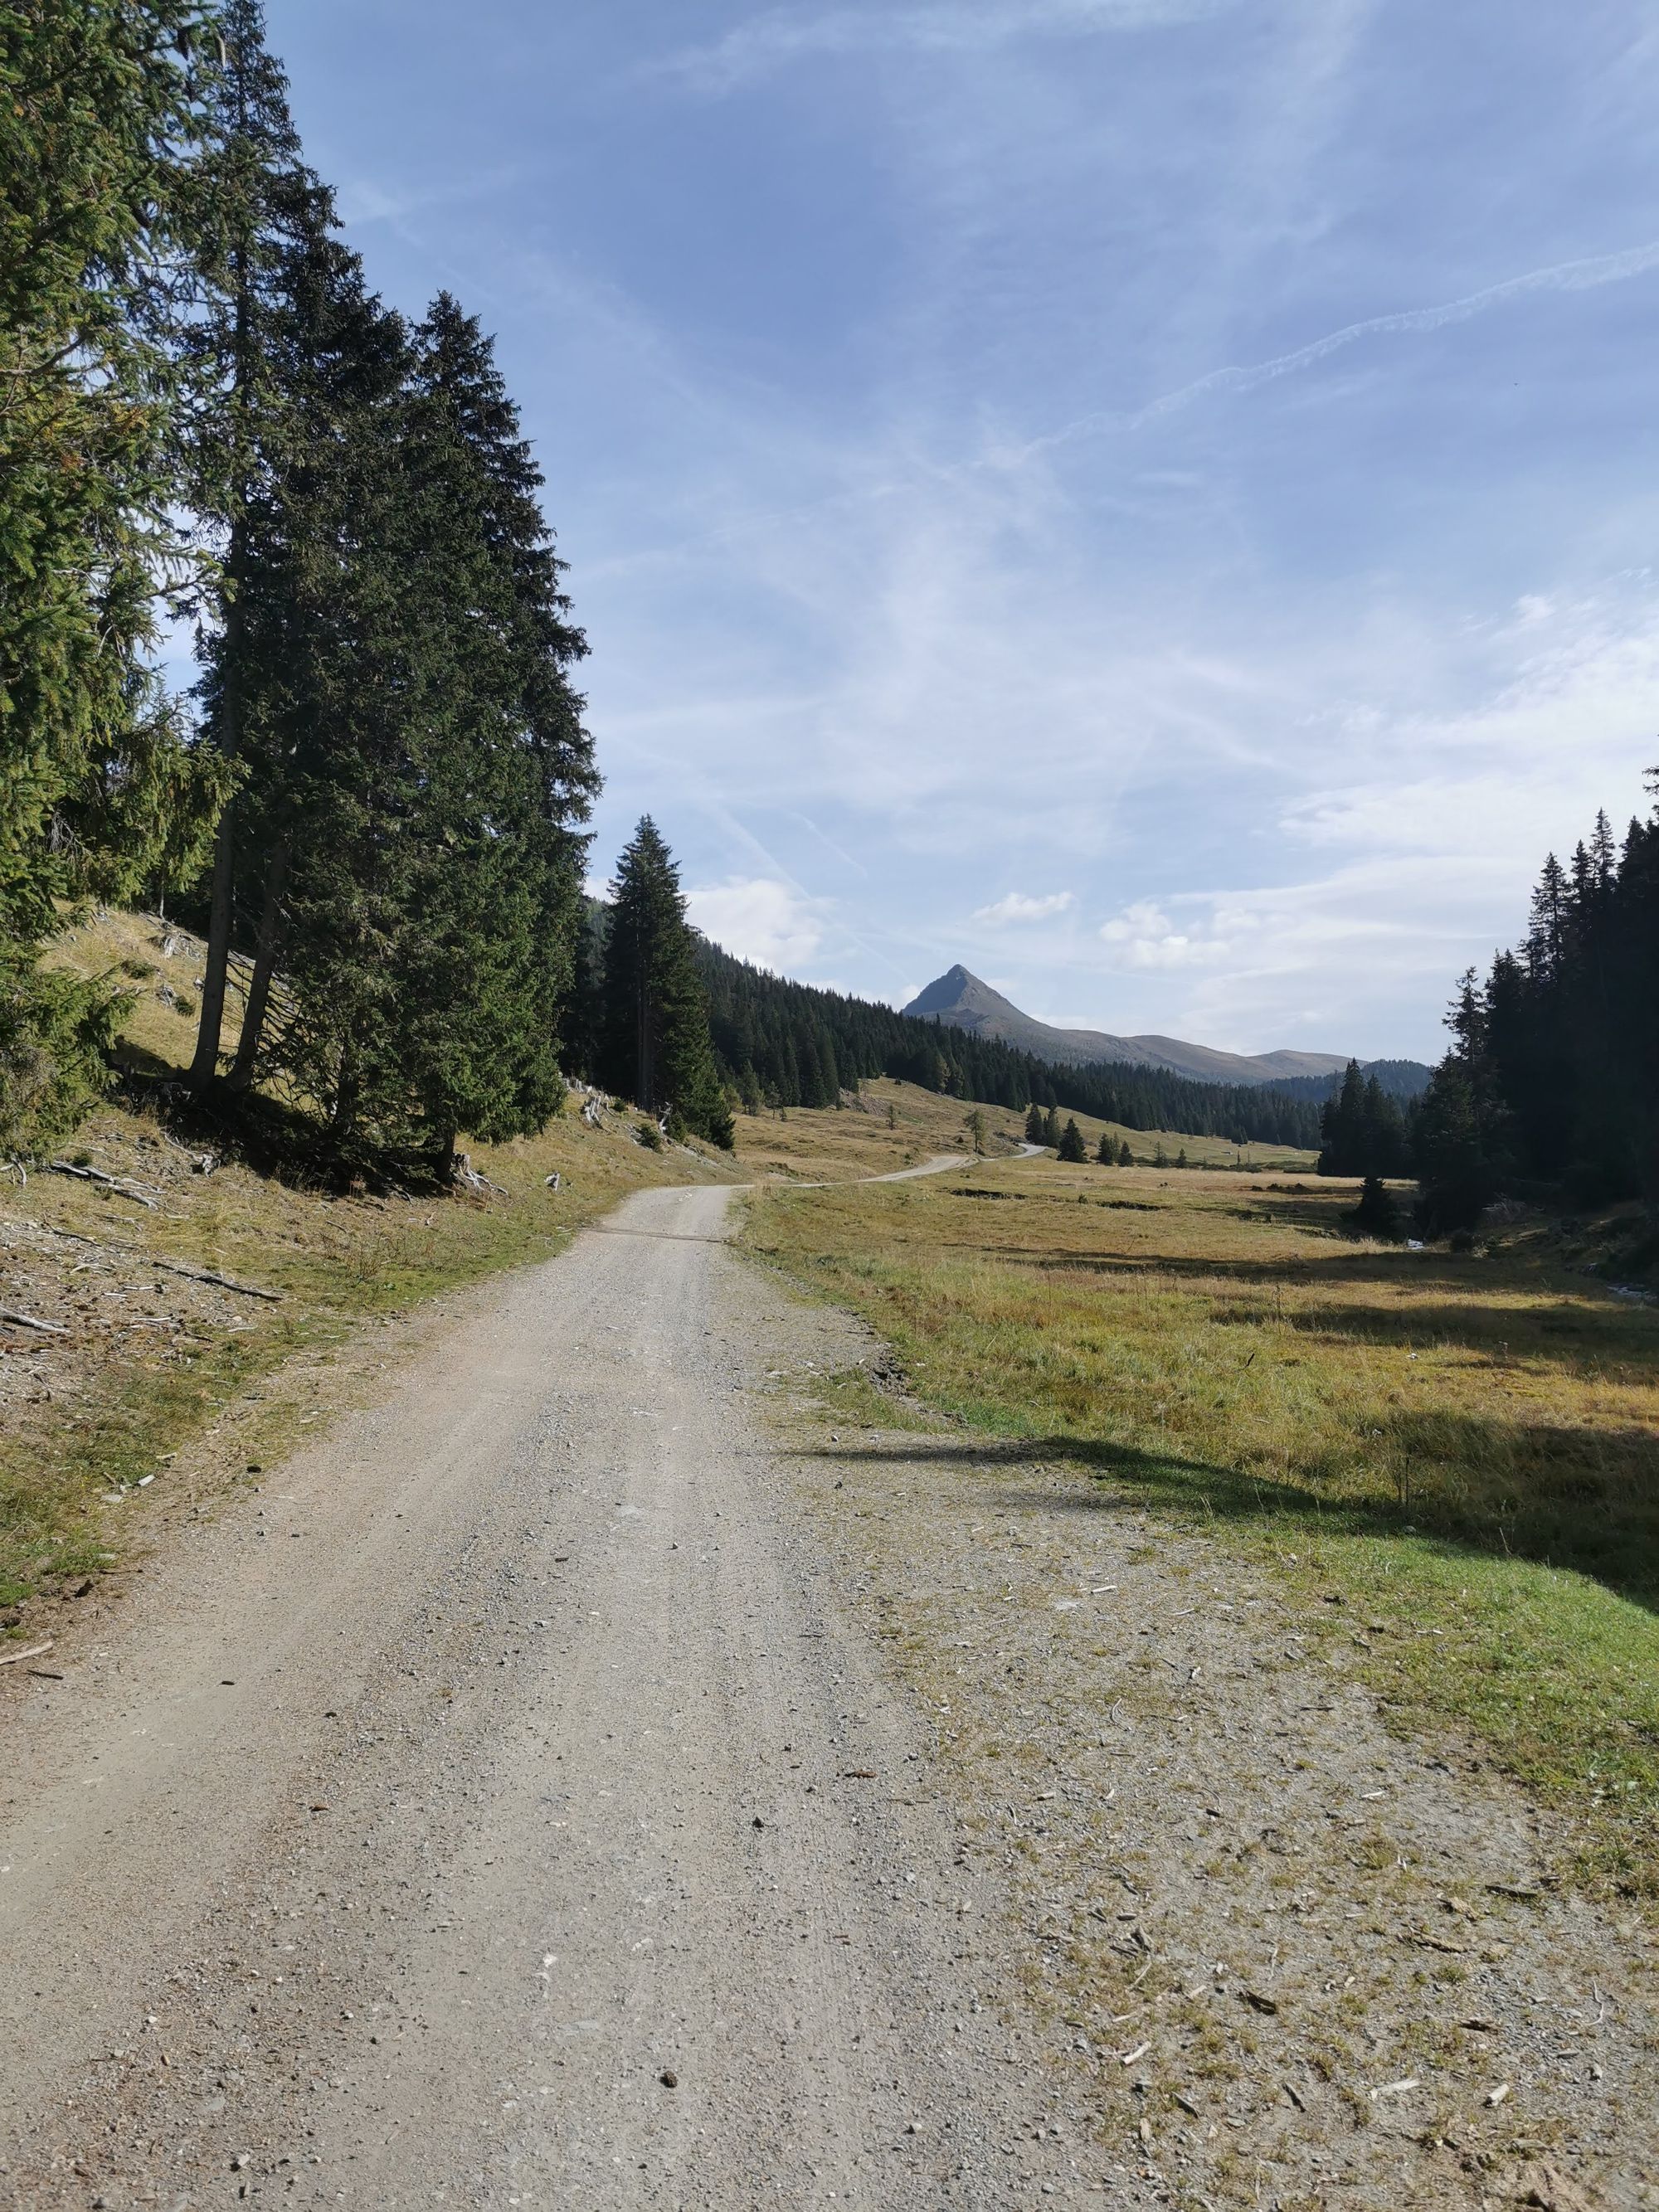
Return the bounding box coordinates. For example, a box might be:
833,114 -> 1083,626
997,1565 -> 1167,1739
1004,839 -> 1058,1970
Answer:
0,1091 -> 736,1617
742,1153 -> 1659,1902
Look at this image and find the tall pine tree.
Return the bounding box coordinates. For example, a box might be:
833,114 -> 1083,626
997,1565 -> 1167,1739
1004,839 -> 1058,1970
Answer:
601,819 -> 732,1148
182,0 -> 322,1092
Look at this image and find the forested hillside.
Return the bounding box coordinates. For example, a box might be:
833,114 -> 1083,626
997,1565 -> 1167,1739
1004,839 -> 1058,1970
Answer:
1270,1057 -> 1431,1106
691,939 -> 1324,1149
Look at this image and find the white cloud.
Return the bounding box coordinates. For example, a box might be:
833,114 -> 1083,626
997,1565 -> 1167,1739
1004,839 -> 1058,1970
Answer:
1099,899 -> 1233,970
972,889 -> 1076,924
685,877 -> 829,972
663,0 -> 1231,93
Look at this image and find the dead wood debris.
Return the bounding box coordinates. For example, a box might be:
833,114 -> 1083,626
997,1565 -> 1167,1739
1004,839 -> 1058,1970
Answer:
47,1161 -> 159,1208
36,1225 -> 279,1301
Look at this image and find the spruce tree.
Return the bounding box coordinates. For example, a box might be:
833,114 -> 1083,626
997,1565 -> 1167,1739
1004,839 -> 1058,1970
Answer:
1117,1139 -> 1133,1166
1024,1101 -> 1046,1143
1348,1173 -> 1399,1239
182,0 -> 320,1091
230,285 -> 596,1174
1318,1061 -> 1367,1176
601,819 -> 732,1148
205,184 -> 411,1105
377,296 -> 593,1166
1,2 -> 231,1151
1043,1106 -> 1063,1148
1096,1130 -> 1115,1164
1057,1116 -> 1087,1163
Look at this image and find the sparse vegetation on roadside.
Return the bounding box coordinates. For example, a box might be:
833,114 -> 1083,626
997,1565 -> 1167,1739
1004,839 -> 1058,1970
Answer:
742,1153 -> 1659,1900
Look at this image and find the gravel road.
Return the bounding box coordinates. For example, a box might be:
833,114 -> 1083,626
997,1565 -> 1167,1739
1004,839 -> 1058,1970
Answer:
0,1182 -> 1100,2210
7,1169 -> 1653,2212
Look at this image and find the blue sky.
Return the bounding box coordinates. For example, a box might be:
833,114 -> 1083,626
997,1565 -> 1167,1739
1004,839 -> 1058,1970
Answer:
270,0 -> 1659,1060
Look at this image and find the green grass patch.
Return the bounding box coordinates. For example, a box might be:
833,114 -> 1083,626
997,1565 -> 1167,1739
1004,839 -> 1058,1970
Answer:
742,1161 -> 1659,1903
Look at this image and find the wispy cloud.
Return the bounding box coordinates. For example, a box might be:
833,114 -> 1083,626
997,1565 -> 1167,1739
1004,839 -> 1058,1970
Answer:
307,0 -> 1659,1063
664,0 -> 1230,92
1021,238 -> 1659,457
973,889 -> 1076,924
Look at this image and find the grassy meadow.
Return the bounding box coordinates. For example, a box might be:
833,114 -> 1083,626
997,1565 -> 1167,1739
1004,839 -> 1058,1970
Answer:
725,1074 -> 1318,1184
742,1149 -> 1659,1899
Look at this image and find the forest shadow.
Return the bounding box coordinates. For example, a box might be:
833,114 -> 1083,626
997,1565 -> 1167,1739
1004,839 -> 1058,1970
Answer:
110,1054 -> 439,1194
1210,1296 -> 1658,1373
976,1242 -> 1479,1290
805,1411 -> 1659,1612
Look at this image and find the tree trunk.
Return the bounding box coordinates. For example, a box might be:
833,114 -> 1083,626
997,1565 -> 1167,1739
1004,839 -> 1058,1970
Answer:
636,966 -> 654,1113
190,160 -> 253,1098
226,833 -> 289,1091
187,793 -> 238,1093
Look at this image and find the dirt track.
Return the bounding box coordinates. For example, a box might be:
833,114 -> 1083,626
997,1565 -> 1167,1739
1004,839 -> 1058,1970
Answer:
0,1182 -> 1097,2208
2,1175 -> 1656,2210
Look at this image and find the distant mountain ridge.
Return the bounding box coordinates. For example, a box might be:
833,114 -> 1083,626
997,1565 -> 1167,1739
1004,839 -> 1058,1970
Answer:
904,966 -> 1418,1091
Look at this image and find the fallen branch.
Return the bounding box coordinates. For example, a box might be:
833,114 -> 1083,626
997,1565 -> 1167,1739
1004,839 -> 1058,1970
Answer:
0,1641 -> 54,1668
145,1257 -> 281,1303
0,1306 -> 68,1334
36,1224 -> 280,1301
48,1161 -> 158,1208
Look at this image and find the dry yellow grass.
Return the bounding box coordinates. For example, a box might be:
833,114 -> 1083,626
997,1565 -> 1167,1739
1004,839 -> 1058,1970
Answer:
743,1152 -> 1659,1899
726,1077 -> 1318,1183
727,1079 -> 1018,1181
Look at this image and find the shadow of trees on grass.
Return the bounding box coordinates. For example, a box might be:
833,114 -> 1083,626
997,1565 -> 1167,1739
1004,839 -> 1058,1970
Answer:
1211,1298 -> 1657,1374
805,1409 -> 1659,1613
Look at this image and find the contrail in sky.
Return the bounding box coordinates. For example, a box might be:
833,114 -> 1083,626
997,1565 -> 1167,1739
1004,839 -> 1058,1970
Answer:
1023,236 -> 1659,455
